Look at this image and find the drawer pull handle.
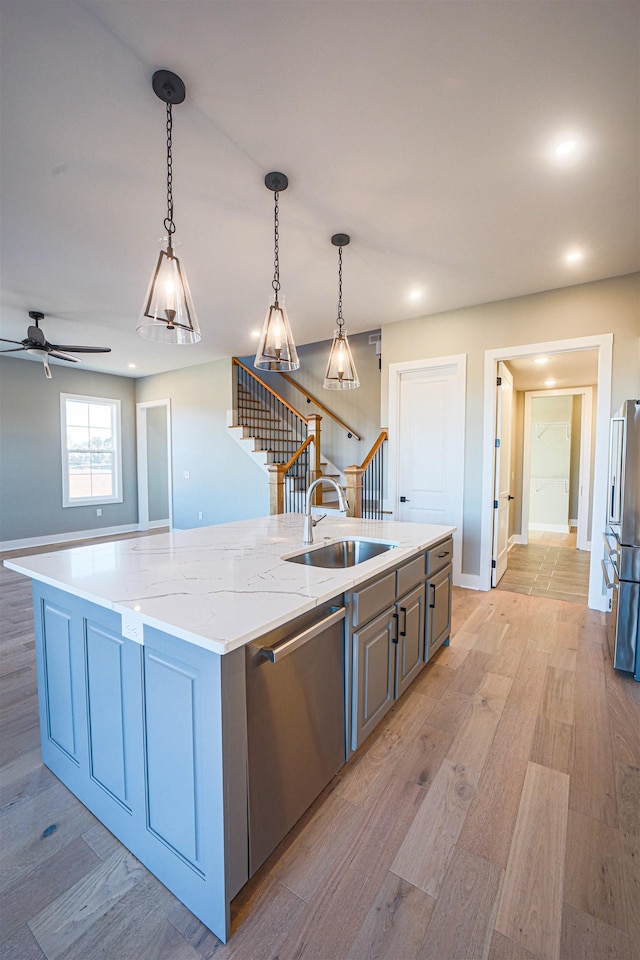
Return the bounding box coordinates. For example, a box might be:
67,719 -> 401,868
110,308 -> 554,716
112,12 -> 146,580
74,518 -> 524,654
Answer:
437,551 -> 449,558
392,612 -> 399,644
400,606 -> 407,637
430,584 -> 436,608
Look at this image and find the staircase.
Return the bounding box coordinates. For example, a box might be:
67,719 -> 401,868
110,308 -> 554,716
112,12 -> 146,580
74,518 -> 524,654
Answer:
227,376 -> 343,507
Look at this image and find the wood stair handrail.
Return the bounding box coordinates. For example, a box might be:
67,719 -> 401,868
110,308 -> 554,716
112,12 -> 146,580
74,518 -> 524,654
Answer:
277,372 -> 362,441
358,429 -> 388,472
232,358 -> 308,425
279,434 -> 315,474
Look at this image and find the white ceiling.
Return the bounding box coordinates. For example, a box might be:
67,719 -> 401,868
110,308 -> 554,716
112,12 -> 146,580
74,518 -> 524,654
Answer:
1,1 -> 638,380
505,350 -> 599,392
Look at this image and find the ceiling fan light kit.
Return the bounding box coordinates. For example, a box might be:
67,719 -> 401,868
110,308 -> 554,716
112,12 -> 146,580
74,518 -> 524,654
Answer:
137,70 -> 201,345
254,172 -> 300,371
323,234 -> 359,390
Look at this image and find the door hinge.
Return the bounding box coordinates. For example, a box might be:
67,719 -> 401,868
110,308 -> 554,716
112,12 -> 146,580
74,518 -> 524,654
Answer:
495,438 -> 501,448
493,500 -> 499,509
496,376 -> 502,386
491,560 -> 497,569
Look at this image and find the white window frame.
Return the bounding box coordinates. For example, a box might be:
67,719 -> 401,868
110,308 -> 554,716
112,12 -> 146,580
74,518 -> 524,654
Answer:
60,393 -> 123,507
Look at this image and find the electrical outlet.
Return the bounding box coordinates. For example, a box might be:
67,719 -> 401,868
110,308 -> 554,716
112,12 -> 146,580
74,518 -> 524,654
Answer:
198,512 -> 203,520
121,611 -> 144,645
96,508 -> 102,516
183,470 -> 190,480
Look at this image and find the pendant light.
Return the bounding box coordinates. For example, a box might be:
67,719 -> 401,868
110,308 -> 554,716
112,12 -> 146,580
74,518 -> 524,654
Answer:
323,234 -> 359,389
137,70 -> 201,344
254,172 -> 299,370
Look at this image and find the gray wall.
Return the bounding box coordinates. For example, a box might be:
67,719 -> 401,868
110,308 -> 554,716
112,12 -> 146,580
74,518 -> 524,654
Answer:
135,358 -> 269,529
240,330 -> 382,471
381,273 -> 640,577
0,356 -> 137,543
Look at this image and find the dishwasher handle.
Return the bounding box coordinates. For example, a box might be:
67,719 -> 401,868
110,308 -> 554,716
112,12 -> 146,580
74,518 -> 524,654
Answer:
259,606 -> 346,663
601,558 -> 617,592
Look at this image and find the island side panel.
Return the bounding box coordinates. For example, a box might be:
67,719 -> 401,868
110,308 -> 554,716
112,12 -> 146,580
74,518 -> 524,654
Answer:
31,582 -> 245,944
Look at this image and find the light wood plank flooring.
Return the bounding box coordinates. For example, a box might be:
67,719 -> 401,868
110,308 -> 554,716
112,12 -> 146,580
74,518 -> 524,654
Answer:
1,540 -> 638,960
496,530 -> 591,605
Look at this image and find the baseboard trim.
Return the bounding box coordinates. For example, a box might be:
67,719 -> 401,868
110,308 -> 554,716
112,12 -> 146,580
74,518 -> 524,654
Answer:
148,519 -> 170,529
509,534 -> 527,547
528,523 -> 570,534
0,523 -> 140,553
454,573 -> 484,591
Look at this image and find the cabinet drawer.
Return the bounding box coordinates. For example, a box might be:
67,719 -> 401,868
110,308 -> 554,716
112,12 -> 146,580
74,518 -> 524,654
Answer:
352,571 -> 396,627
426,539 -> 453,575
396,554 -> 425,595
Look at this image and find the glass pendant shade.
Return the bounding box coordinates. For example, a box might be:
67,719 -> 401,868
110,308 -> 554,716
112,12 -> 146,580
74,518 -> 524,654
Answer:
255,295 -> 299,370
137,240 -> 201,344
324,328 -> 359,389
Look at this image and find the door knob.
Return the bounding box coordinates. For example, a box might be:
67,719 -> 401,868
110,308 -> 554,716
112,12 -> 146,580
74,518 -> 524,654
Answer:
400,496 -> 410,503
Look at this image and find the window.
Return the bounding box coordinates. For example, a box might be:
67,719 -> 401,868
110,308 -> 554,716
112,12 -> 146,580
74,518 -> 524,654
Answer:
60,394 -> 123,507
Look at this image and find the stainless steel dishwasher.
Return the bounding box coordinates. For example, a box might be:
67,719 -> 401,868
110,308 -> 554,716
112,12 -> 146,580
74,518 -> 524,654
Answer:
245,600 -> 346,875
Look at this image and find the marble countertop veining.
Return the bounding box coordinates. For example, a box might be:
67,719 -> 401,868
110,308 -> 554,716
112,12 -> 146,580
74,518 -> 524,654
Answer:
4,515 -> 455,655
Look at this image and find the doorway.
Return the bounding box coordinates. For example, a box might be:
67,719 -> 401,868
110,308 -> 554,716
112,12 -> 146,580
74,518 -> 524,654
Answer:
481,334 -> 613,610
136,399 -> 172,531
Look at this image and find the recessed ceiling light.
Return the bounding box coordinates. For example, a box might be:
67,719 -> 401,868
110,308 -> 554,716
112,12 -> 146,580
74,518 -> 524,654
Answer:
407,288 -> 424,302
250,329 -> 261,339
544,378 -> 557,387
128,363 -> 136,369
555,140 -> 576,157
534,357 -> 549,365
565,249 -> 583,264
546,134 -> 583,166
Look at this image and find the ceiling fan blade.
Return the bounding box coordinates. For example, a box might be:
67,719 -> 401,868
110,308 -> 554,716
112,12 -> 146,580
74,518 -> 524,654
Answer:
43,356 -> 52,379
0,347 -> 27,353
28,325 -> 46,345
48,350 -> 80,362
51,344 -> 112,354
0,337 -> 24,346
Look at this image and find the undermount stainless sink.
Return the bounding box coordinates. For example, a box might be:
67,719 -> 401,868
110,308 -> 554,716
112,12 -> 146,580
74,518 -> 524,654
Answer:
285,538 -> 397,569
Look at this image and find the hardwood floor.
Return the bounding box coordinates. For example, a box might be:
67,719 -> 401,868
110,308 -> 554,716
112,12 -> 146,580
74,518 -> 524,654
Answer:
1,540 -> 638,960
496,530 -> 591,605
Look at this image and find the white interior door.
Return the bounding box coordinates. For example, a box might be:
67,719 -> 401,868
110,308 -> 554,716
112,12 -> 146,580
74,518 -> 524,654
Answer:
491,361 -> 513,586
390,356 -> 466,585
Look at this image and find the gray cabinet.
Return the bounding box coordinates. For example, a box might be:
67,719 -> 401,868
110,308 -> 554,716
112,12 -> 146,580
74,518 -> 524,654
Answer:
426,538 -> 453,659
396,582 -> 426,697
351,557 -> 427,750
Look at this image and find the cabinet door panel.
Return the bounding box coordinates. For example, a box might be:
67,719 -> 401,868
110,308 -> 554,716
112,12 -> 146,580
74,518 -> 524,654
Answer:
144,648 -> 202,867
396,584 -> 426,698
353,609 -> 395,749
427,566 -> 452,658
41,599 -> 81,762
85,620 -> 139,810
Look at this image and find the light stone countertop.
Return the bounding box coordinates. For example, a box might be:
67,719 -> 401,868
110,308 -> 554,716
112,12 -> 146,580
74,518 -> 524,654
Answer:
5,515 -> 455,655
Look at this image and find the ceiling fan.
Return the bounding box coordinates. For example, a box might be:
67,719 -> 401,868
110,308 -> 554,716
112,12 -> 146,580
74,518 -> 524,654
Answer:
0,311 -> 111,379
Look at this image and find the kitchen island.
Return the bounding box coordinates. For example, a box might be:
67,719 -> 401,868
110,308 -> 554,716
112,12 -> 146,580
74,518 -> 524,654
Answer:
5,514 -> 455,943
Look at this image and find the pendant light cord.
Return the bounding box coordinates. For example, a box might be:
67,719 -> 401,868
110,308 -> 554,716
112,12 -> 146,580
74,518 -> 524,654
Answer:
272,191 -> 281,295
337,245 -> 344,330
164,101 -> 176,248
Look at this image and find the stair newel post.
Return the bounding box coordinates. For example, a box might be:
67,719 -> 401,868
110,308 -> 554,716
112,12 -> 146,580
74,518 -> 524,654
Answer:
268,464 -> 285,515
307,414 -> 323,505
344,465 -> 363,518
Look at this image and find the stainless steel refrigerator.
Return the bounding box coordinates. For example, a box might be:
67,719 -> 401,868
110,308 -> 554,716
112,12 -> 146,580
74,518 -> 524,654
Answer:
602,399 -> 640,680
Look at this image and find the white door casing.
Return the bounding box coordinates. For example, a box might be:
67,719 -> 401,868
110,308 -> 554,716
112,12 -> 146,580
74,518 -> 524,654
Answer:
481,334 -> 612,610
388,355 -> 466,586
491,362 -> 514,586
136,399 -> 173,531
